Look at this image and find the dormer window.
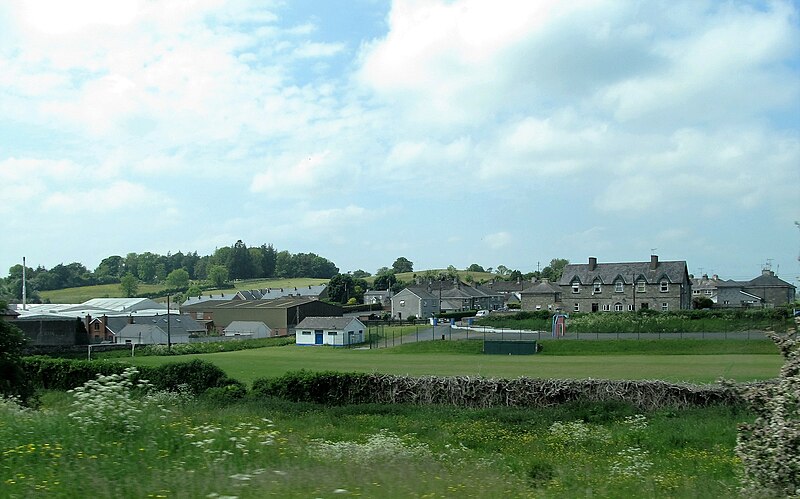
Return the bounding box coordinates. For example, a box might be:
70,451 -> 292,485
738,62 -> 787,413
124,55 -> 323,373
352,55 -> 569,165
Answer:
614,281 -> 623,293
660,280 -> 669,292
572,281 -> 581,294
637,280 -> 646,293
593,280 -> 602,293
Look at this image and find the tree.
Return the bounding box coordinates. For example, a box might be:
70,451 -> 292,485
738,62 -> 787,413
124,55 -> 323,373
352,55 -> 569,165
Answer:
187,284 -> 202,298
373,269 -> 397,291
327,274 -> 355,304
165,269 -> 190,290
692,296 -> 714,309
94,255 -> 124,283
495,265 -> 510,277
351,269 -> 371,279
120,272 -> 139,297
207,265 -> 229,288
392,257 -> 413,273
0,308 -> 34,404
541,258 -> 569,281
260,244 -> 277,278
466,264 -> 485,272
228,240 -> 254,280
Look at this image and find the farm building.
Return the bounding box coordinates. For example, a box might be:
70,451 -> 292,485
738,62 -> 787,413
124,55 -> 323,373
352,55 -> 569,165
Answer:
295,317 -> 366,346
116,314 -> 206,345
181,297 -> 342,336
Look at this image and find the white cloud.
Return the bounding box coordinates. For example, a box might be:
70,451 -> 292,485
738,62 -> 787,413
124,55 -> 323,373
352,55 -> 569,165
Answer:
484,231 -> 512,250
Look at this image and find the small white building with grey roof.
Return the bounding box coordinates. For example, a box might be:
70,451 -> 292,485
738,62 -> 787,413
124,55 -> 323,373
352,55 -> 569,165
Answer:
295,317 -> 366,346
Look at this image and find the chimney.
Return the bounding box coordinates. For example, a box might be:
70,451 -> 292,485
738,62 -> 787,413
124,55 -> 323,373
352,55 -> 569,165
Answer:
588,257 -> 597,271
650,255 -> 658,270
85,314 -> 92,333
128,315 -> 134,324
712,274 -> 719,281
762,269 -> 775,277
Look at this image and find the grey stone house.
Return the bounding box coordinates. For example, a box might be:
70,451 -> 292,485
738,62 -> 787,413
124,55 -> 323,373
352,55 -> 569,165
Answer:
693,270 -> 796,308
547,255 -> 692,313
520,280 -> 562,311
391,287 -> 439,320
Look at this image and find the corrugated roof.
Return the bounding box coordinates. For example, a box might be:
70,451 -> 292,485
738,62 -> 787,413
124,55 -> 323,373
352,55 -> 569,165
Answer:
296,317 -> 364,330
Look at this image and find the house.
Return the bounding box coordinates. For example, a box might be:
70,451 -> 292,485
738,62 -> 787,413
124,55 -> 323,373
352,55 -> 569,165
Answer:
479,279 -> 529,308
363,289 -> 393,308
520,280 -> 563,311
181,297 -> 343,335
693,269 -> 796,308
546,255 -> 692,313
295,317 -> 366,346
223,321 -> 272,338
116,313 -> 206,345
391,287 -> 439,320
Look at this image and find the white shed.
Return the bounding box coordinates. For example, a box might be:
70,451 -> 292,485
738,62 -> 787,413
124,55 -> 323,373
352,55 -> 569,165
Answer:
223,321 -> 272,338
295,317 -> 366,346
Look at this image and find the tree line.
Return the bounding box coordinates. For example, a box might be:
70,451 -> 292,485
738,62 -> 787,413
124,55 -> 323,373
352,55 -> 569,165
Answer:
1,240 -> 339,303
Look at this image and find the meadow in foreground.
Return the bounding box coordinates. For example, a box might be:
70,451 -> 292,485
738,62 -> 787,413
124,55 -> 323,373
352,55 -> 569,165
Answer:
0,369 -> 750,498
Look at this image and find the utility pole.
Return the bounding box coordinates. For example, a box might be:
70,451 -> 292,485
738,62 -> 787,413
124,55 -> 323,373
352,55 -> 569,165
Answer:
22,257 -> 26,310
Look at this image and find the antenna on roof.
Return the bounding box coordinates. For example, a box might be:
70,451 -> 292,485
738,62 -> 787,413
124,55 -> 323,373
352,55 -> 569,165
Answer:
650,248 -> 657,255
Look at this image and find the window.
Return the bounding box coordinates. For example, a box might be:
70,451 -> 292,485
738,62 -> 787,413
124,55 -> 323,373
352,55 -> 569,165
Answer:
614,302 -> 623,312
636,280 -> 646,293
614,281 -> 623,293
641,303 -> 649,310
593,281 -> 602,293
660,280 -> 669,292
399,300 -> 405,307
661,302 -> 669,311
196,312 -> 203,319
93,322 -> 100,331
572,282 -> 581,294
328,331 -> 338,336
627,304 -> 634,311
573,303 -> 580,312
704,290 -> 712,295
302,331 -> 312,335
602,304 -> 611,311
693,290 -> 701,295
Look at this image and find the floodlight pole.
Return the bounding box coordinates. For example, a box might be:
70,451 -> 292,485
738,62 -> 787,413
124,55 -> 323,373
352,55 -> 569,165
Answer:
167,294 -> 172,351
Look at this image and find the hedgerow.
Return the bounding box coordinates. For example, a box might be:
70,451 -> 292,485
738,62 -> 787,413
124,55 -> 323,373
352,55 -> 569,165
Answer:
251,370 -> 748,410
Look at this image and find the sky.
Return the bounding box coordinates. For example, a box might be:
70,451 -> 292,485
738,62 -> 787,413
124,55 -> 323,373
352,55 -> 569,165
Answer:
1,0 -> 799,282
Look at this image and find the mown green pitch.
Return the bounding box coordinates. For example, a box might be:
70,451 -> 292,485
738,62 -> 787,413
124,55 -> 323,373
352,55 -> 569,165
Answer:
125,341 -> 783,385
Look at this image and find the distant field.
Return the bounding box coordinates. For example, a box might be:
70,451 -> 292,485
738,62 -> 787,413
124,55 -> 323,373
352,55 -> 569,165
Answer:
123,339 -> 783,385
392,270 -> 497,284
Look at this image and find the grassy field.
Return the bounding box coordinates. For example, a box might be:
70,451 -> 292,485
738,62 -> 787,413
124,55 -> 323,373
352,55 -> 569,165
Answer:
120,339 -> 783,385
0,388 -> 752,498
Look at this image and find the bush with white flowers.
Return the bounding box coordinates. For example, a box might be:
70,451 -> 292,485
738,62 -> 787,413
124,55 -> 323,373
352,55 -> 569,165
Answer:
67,366 -> 153,434
736,329 -> 800,497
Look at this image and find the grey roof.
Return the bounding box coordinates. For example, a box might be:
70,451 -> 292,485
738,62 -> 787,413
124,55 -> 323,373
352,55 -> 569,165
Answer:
559,258 -> 689,285
224,321 -> 271,333
81,298 -> 164,312
521,281 -> 561,294
296,317 -> 365,330
747,273 -> 796,289
480,280 -> 528,293
398,287 -> 439,300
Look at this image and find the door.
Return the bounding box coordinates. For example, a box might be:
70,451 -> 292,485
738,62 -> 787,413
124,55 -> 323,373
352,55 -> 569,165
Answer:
314,330 -> 323,345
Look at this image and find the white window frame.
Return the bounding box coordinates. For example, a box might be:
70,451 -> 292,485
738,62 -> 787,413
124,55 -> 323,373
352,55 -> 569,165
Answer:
572,282 -> 581,294
636,280 -> 646,293
593,281 -> 602,293
573,303 -> 580,312
614,302 -> 623,312
661,302 -> 669,311
614,281 -> 623,293
602,304 -> 611,311
660,280 -> 669,292
627,304 -> 634,311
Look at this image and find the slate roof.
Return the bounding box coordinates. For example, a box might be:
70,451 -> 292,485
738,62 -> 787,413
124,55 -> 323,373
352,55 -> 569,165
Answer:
559,258 -> 689,285
521,281 -> 562,294
296,317 -> 364,330
747,273 -> 796,289
398,287 -> 439,300
224,321 -> 270,334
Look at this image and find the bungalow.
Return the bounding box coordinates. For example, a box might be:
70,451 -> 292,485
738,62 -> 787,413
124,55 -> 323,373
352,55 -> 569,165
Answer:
116,313 -> 206,345
295,317 -> 366,346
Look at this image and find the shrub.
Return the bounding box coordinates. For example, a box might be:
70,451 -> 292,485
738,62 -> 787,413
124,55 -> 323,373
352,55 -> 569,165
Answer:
736,329 -> 800,497
144,359 -> 237,395
0,319 -> 35,404
202,382 -> 248,405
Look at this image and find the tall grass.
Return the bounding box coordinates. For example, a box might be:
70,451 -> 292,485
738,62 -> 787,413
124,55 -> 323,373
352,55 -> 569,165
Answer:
1,381 -> 751,498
